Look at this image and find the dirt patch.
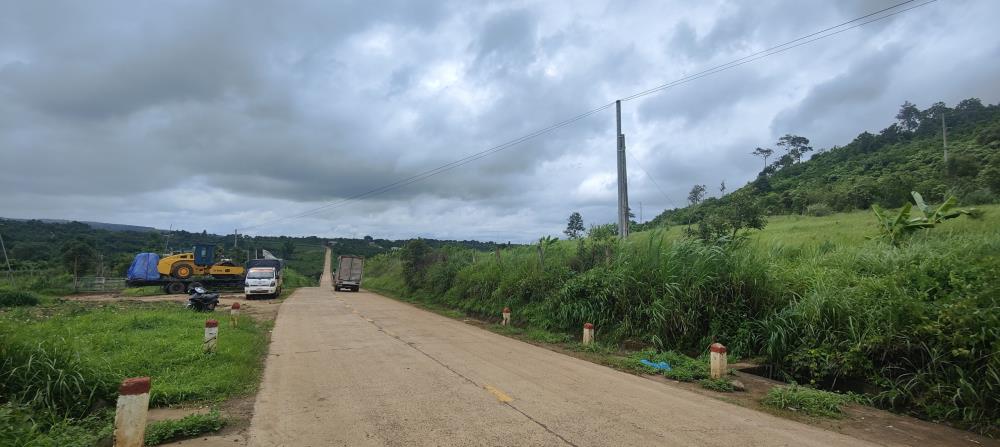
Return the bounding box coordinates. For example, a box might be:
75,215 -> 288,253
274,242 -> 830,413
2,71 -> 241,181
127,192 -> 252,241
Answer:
63,292 -> 283,322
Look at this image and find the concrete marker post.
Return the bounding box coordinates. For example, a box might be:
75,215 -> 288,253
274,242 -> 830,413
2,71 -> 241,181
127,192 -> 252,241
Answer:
113,376 -> 151,447
709,342 -> 728,379
230,302 -> 241,328
502,307 -> 511,326
204,319 -> 219,354
582,323 -> 594,345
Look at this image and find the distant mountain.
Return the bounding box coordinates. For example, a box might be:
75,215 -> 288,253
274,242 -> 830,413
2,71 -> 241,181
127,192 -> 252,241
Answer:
0,218 -> 160,233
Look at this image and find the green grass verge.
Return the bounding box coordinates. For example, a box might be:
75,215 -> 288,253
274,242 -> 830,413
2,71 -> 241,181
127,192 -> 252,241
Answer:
121,286 -> 164,297
145,410 -> 225,446
0,300 -> 268,443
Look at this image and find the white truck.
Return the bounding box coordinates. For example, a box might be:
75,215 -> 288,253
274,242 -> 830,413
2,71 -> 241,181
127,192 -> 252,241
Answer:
334,255 -> 364,292
244,266 -> 282,299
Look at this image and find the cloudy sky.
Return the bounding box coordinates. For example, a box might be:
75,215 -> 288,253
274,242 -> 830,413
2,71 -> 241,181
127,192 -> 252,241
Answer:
2,0 -> 998,242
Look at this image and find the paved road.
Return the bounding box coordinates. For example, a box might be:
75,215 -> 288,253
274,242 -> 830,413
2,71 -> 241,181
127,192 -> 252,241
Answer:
248,249 -> 873,446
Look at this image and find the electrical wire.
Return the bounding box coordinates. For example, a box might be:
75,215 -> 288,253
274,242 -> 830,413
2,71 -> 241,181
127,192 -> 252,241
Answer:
239,0 -> 937,233
619,0 -> 928,102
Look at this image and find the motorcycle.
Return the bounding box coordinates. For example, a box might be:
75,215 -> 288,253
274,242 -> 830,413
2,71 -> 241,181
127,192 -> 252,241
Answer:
186,287 -> 219,312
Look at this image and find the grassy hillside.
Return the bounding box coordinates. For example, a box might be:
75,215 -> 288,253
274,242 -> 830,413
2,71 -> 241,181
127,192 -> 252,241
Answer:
651,98 -> 1000,227
366,206 -> 999,433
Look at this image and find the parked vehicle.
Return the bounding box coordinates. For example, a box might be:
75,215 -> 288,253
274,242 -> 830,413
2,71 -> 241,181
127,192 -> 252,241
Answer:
126,252 -> 245,294
156,244 -> 244,279
186,287 -> 219,311
334,255 -> 364,292
245,267 -> 282,299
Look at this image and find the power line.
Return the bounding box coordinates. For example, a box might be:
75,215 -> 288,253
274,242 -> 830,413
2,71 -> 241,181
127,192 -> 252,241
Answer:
240,0 -> 937,233
626,151 -> 682,210
240,102 -> 614,232
619,0 -> 928,102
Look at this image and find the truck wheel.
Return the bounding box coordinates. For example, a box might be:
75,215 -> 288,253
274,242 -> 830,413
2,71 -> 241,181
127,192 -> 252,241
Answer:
166,282 -> 187,294
171,263 -> 194,279
274,287 -> 282,298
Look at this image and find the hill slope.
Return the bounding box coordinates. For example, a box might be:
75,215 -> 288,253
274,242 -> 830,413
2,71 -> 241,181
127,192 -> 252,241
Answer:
651,98 -> 1000,226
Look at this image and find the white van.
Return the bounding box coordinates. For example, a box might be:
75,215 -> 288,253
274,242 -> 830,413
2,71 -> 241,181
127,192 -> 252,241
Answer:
245,267 -> 282,299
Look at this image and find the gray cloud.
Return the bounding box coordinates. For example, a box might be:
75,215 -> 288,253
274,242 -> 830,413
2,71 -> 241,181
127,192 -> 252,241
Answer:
1,0 -> 998,242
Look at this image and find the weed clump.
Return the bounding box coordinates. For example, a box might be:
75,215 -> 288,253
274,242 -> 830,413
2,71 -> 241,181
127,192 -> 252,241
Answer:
761,384 -> 865,418
699,378 -> 735,392
0,289 -> 41,307
145,410 -> 225,445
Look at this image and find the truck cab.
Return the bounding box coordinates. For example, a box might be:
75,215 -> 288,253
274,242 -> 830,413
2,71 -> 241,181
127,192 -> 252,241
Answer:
245,267 -> 282,299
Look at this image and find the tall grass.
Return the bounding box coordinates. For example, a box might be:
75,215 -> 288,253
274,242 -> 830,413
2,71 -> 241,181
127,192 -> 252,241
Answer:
366,208 -> 1000,433
0,301 -> 270,442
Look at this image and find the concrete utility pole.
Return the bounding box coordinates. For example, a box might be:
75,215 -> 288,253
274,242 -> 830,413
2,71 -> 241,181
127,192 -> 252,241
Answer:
942,113 -> 948,164
234,229 -> 239,249
616,100 -> 630,238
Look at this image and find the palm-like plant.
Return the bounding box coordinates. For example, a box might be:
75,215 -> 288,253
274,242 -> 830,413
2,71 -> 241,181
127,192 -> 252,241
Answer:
871,191 -> 974,246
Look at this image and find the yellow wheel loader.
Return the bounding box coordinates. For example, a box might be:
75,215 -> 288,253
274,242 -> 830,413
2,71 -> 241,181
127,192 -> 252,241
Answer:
157,244 -> 245,279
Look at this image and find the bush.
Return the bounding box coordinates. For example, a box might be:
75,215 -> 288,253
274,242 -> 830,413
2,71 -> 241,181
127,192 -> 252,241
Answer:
0,290 -> 41,307
145,411 -> 225,445
805,203 -> 833,217
761,385 -> 864,418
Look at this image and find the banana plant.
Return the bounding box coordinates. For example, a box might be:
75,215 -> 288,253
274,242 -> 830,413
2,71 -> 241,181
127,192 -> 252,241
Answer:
871,191 -> 975,246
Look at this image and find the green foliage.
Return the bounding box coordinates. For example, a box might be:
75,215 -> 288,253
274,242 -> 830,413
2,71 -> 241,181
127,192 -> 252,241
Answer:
0,403 -> 112,447
0,337 -> 115,420
699,377 -> 735,392
0,290 -> 41,307
761,385 -> 865,418
649,99 -> 1000,227
0,300 -> 269,442
59,238 -> 97,276
805,203 -> 833,217
366,205 -> 1000,432
144,410 -> 225,445
564,212 -> 584,239
872,192 -> 975,245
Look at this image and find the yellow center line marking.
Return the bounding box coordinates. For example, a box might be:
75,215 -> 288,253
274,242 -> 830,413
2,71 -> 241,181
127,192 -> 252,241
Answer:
484,384 -> 513,403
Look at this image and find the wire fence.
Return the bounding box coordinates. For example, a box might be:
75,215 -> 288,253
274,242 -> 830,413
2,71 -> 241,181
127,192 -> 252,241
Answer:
5,270 -> 128,292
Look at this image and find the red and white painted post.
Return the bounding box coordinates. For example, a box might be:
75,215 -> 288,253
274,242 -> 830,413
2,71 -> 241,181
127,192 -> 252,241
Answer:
709,342 -> 728,379
204,319 -> 219,354
501,307 -> 511,326
230,302 -> 241,328
114,376 -> 150,447
582,323 -> 595,345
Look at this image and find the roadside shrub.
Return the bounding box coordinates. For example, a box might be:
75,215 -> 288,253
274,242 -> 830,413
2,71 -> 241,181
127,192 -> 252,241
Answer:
0,289 -> 41,307
805,203 -> 833,216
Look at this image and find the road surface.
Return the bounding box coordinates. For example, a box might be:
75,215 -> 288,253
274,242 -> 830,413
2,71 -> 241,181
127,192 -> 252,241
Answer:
248,249 -> 874,446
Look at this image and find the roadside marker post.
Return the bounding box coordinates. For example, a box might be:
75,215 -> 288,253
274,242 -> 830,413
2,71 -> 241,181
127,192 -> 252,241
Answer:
710,343 -> 728,379
230,302 -> 241,328
113,376 -> 150,447
582,323 -> 594,345
502,307 -> 511,326
204,319 -> 219,354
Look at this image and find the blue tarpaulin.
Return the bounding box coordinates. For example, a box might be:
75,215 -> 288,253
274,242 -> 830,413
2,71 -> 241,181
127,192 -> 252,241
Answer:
640,359 -> 671,371
127,253 -> 161,281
